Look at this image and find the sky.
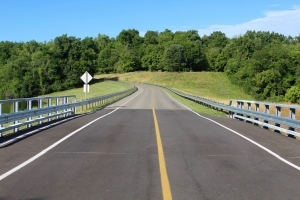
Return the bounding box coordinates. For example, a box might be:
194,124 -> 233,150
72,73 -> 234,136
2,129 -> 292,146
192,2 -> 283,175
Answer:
0,0 -> 299,42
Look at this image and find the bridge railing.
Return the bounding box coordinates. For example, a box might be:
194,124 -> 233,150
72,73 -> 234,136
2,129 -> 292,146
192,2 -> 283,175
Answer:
152,84 -> 300,139
0,87 -> 137,137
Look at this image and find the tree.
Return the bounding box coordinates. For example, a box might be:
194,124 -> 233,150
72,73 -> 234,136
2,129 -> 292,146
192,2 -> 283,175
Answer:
182,40 -> 208,71
144,31 -> 159,45
1,29 -> 300,102
202,31 -> 228,49
116,29 -> 140,47
141,44 -> 164,71
95,34 -> 110,53
97,46 -> 112,74
164,44 -> 185,72
158,29 -> 174,44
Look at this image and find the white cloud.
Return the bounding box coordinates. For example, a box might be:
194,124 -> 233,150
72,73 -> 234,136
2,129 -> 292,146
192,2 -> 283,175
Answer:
197,6 -> 300,38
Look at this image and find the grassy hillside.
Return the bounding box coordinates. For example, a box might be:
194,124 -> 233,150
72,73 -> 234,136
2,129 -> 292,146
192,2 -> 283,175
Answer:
95,72 -> 254,104
47,81 -> 132,101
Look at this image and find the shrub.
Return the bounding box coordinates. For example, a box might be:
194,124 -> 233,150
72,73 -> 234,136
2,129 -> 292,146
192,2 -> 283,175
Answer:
284,86 -> 300,103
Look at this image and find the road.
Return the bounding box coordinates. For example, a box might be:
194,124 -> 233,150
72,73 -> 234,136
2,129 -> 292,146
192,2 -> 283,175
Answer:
0,84 -> 300,200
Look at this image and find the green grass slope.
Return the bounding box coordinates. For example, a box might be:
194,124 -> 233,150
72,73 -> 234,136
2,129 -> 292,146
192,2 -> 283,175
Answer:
95,72 -> 254,104
47,81 -> 132,101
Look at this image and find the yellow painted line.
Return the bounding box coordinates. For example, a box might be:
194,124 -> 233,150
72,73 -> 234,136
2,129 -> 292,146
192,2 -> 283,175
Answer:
152,92 -> 173,200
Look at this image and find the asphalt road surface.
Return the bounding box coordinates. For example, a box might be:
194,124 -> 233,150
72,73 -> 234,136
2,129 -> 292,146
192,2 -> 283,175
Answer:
0,84 -> 300,200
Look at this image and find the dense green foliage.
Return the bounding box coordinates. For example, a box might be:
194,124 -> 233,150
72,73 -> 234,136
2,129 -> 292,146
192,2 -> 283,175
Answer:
0,29 -> 300,102
222,31 -> 300,102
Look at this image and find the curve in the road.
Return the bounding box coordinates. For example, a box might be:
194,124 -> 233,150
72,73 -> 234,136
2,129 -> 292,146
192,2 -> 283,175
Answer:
164,90 -> 300,171
1,84 -> 300,200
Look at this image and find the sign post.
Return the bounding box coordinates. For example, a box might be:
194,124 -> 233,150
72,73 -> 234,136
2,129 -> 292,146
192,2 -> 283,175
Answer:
80,71 -> 93,100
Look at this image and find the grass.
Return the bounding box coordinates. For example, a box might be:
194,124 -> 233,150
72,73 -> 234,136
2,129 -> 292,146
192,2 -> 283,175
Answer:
88,89 -> 136,113
163,88 -> 227,117
95,72 -> 253,117
45,80 -> 133,114
47,81 -> 132,101
0,81 -> 134,136
96,72 -> 300,120
95,72 -> 254,104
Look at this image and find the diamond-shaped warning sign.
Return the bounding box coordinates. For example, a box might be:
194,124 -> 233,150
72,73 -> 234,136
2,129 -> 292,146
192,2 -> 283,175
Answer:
80,71 -> 92,84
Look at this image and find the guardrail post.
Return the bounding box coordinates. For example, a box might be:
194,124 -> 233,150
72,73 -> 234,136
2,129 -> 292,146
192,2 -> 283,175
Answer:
56,98 -> 59,119
254,103 -> 259,126
0,103 -> 2,137
236,101 -> 244,121
27,100 -> 32,128
247,103 -> 250,110
73,103 -> 77,115
228,110 -> 234,118
48,98 -> 52,122
66,97 -> 69,116
63,97 -> 67,117
289,108 -> 295,132
275,106 -> 281,133
246,102 -> 251,123
14,101 -> 19,132
237,101 -> 243,109
228,100 -> 235,118
39,99 -> 43,125
73,96 -> 77,114
263,104 -> 269,129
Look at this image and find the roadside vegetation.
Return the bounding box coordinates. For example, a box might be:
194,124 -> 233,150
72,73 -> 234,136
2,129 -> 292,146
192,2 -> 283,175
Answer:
0,81 -> 132,115
163,88 -> 227,117
1,29 -> 300,105
47,81 -> 132,102
96,72 -> 250,117
95,72 -> 254,104
97,72 -> 300,118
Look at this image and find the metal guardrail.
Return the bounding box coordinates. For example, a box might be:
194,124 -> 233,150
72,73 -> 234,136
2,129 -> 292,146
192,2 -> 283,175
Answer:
229,99 -> 299,120
152,84 -> 300,139
0,95 -> 76,134
0,87 -> 137,137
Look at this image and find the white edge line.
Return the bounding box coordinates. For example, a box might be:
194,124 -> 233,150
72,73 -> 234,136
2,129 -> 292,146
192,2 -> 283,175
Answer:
0,115 -> 82,148
0,87 -> 143,181
0,90 -> 136,148
162,88 -> 300,171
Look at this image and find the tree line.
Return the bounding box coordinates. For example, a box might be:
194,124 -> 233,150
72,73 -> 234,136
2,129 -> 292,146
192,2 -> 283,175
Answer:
0,29 -> 300,102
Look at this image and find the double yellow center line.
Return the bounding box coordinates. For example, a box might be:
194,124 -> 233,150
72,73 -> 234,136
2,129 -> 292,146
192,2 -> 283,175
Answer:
152,92 -> 173,200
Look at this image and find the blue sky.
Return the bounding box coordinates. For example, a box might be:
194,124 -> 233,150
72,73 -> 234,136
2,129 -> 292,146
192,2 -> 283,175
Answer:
0,0 -> 299,42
